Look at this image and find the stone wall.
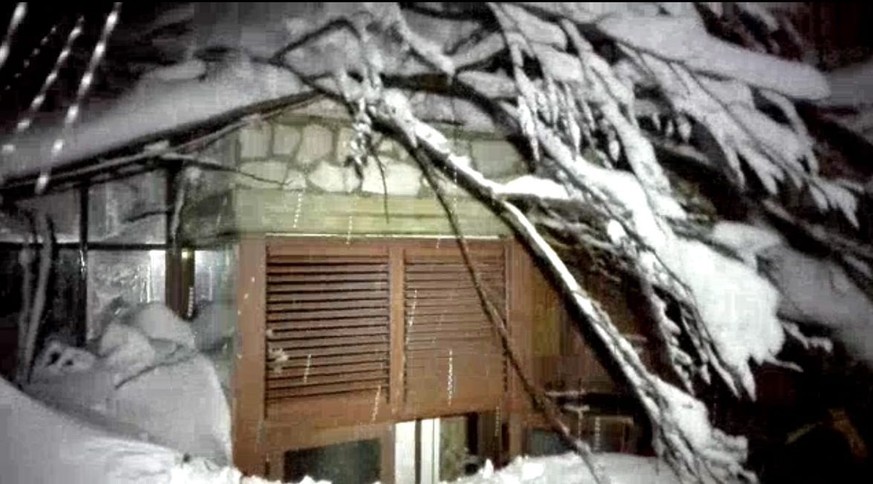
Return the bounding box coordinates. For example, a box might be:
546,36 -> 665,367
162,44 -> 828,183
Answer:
182,97 -> 528,242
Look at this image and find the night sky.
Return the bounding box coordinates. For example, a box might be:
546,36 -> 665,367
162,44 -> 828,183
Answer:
0,3 -> 193,127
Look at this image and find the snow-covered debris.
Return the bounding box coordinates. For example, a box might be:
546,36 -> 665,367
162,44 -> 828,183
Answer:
597,15 -> 830,100
446,453 -> 679,484
127,302 -> 197,349
1,374 -> 179,483
2,374 -> 317,483
28,304 -> 232,465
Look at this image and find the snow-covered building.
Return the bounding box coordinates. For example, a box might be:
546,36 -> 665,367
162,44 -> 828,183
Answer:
0,94 -> 654,482
2,3 -> 873,484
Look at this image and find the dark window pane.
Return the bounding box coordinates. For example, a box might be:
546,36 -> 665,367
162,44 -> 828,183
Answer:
43,249 -> 84,343
441,415 -> 476,482
89,171 -> 166,244
194,247 -> 237,305
0,249 -> 83,375
286,439 -> 380,484
13,189 -> 81,243
526,429 -> 572,457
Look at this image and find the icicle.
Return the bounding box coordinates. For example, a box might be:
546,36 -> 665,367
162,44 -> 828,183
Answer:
303,354 -> 312,383
0,3 -> 26,71
37,3 -> 121,193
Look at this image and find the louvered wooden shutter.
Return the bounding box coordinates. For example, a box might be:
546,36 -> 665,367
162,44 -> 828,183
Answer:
403,246 -> 507,414
265,253 -> 391,402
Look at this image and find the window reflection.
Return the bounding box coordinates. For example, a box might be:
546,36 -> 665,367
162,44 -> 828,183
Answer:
86,250 -> 165,341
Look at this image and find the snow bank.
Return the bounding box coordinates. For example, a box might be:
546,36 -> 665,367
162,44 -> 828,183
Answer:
29,303 -> 232,465
2,375 -> 309,483
1,375 -> 178,483
446,453 -> 679,484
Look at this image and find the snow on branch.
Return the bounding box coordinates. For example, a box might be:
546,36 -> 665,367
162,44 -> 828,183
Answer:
597,15 -> 829,100
361,83 -> 758,483
5,3 -> 865,483
265,4 -> 844,480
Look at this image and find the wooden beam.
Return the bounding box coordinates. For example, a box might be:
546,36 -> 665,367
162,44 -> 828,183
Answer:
380,424 -> 396,484
233,236 -> 268,476
389,246 -> 405,414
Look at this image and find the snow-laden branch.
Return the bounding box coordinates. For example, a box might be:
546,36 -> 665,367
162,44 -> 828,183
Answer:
362,85 -> 757,483
414,145 -> 612,484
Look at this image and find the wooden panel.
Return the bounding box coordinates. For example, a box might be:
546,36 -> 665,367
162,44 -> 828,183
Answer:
403,245 -> 507,415
233,237 -> 268,475
252,237 -> 517,463
389,247 -> 405,410
265,253 -> 391,403
506,240 -> 535,461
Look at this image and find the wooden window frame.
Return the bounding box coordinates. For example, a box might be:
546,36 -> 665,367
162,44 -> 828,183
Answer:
233,235 -> 540,479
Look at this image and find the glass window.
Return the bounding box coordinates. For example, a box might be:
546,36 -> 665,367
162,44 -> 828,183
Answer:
285,439 -> 380,484
86,250 -> 165,341
193,247 -> 237,306
13,189 -> 81,243
89,171 -> 166,244
44,249 -> 84,343
441,415 -> 476,482
526,429 -> 572,457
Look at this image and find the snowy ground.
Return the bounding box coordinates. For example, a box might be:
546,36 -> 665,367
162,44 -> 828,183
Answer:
3,371 -> 674,484
446,453 -> 679,484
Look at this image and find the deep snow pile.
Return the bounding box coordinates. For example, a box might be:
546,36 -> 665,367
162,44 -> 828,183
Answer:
1,373 -> 289,484
26,303 -> 232,465
446,453 -> 679,484
2,302 -> 319,483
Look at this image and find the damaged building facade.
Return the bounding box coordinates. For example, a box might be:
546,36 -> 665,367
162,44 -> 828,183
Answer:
0,96 -> 654,483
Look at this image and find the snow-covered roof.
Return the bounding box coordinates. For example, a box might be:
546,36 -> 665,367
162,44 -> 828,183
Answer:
1,56 -> 308,180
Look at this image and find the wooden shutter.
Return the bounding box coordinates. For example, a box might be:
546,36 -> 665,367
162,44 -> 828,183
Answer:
264,252 -> 391,402
403,246 -> 507,414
